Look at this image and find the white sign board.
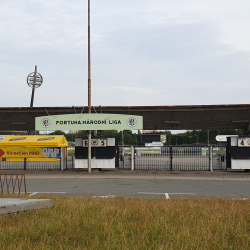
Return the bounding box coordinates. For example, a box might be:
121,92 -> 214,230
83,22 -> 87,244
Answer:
238,138 -> 250,147
36,114 -> 143,131
82,139 -> 107,147
216,135 -> 238,142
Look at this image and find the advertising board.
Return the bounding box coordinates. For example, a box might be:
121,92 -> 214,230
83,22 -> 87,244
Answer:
0,147 -> 61,159
35,114 -> 143,131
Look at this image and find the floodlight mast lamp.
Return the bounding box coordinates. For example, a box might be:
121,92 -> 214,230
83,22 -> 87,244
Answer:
88,0 -> 92,173
27,65 -> 43,135
27,65 -> 43,107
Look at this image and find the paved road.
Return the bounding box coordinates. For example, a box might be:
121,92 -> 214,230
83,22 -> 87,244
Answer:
2,169 -> 249,199
25,178 -> 250,199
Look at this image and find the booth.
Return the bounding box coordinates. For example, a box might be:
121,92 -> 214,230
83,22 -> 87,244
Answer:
0,135 -> 68,162
227,136 -> 250,170
74,137 -> 118,169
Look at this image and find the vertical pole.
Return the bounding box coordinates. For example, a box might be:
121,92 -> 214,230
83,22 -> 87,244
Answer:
30,65 -> 37,108
88,132 -> 91,173
24,175 -> 27,194
27,65 -> 37,135
24,158 -> 27,171
122,130 -> 124,169
207,130 -> 209,146
131,146 -> 134,171
30,88 -> 35,107
170,147 -> 173,171
209,145 -> 213,172
61,147 -> 65,171
218,130 -> 221,146
65,147 -> 67,170
88,0 -> 92,173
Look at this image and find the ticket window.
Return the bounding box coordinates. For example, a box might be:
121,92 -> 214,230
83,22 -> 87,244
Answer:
227,137 -> 250,170
75,137 -> 118,169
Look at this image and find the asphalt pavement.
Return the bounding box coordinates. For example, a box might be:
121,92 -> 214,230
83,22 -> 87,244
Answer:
1,169 -> 250,199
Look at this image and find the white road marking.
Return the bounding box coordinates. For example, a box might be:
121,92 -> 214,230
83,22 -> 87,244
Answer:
138,192 -> 196,199
168,193 -> 196,195
138,192 -> 167,195
92,195 -> 116,198
29,192 -> 67,196
232,198 -> 249,200
138,192 -> 196,195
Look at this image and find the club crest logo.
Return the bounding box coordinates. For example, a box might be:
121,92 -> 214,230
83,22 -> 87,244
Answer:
127,117 -> 137,127
41,118 -> 51,128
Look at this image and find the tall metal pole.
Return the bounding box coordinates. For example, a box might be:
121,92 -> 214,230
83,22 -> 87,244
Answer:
122,130 -> 124,169
207,130 -> 209,146
88,0 -> 92,173
30,66 -> 37,108
27,65 -> 37,135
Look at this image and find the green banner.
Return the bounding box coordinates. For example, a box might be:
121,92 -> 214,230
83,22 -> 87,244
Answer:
35,114 -> 143,131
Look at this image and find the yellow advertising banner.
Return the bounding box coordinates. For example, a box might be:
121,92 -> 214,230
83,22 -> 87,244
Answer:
0,147 -> 44,158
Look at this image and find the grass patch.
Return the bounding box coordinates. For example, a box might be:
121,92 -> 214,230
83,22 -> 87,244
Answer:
1,196 -> 250,249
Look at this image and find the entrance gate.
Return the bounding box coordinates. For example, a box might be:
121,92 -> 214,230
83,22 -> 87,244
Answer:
119,146 -> 227,171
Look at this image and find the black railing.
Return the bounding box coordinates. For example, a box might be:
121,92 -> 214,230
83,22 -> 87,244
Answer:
0,156 -> 74,171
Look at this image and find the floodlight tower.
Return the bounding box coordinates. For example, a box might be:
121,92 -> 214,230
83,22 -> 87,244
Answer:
27,65 -> 43,107
27,65 -> 43,135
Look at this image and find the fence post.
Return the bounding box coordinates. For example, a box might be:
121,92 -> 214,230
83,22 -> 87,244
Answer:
131,146 -> 134,171
209,146 -> 213,172
65,148 -> 68,170
24,158 -> 27,171
170,147 -> 173,171
122,147 -> 125,169
65,148 -> 67,170
61,148 -> 65,171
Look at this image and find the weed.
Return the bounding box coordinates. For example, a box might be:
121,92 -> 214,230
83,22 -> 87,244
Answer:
0,196 -> 250,249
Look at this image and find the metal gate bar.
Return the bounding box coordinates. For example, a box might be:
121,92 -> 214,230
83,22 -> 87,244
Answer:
134,147 -> 171,170
0,156 -> 74,171
119,146 -> 210,171
0,174 -> 26,195
172,147 -> 209,171
212,146 -> 227,170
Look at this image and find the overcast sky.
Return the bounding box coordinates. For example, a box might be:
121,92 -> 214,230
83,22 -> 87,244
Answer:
1,0 -> 250,109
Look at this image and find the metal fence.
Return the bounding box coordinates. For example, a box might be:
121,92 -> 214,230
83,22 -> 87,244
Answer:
0,156 -> 74,171
119,146 -> 227,171
0,174 -> 26,195
0,145 -> 226,171
212,146 -> 227,170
